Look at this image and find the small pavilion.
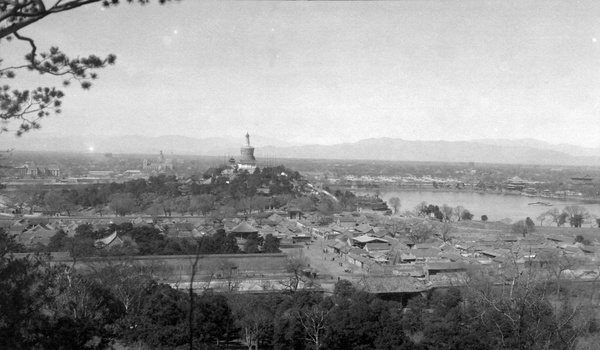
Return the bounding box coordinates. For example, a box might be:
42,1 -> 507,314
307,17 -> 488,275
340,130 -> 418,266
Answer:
228,221 -> 259,241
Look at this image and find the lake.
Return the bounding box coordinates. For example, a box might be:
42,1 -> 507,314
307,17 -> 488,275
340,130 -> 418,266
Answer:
358,190 -> 600,223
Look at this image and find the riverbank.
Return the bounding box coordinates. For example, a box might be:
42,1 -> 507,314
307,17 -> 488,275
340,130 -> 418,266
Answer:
335,184 -> 599,203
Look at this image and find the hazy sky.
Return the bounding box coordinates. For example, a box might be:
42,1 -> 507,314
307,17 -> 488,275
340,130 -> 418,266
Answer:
3,0 -> 600,148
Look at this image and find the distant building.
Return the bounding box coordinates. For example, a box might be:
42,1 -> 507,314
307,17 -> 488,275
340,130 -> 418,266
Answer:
88,171 -> 114,177
506,176 -> 526,191
47,164 -> 60,177
570,175 -> 593,185
523,187 -> 538,195
228,133 -> 258,173
17,162 -> 61,177
143,151 -> 173,172
228,221 -> 259,251
124,170 -> 142,176
238,133 -> 257,172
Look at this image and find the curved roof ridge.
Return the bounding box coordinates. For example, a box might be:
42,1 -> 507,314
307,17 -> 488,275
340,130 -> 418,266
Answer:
95,231 -> 117,247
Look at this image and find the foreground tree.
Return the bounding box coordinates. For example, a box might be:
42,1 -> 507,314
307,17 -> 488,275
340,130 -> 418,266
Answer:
262,234 -> 281,253
563,205 -> 589,228
44,189 -> 78,215
536,211 -> 547,226
388,197 -> 401,214
512,219 -> 533,237
461,259 -> 596,350
453,205 -> 465,221
545,208 -> 569,227
408,221 -> 436,243
570,214 -> 585,228
323,291 -> 408,350
108,192 -> 137,216
0,253 -> 52,347
117,282 -> 187,348
280,250 -> 310,293
437,222 -> 453,242
440,203 -> 454,222
229,294 -> 273,350
3,184 -> 44,214
296,304 -> 329,350
87,264 -> 153,316
0,235 -> 125,349
460,209 -> 474,221
414,201 -> 428,216
383,217 -> 406,238
525,216 -> 535,232
191,194 -> 216,216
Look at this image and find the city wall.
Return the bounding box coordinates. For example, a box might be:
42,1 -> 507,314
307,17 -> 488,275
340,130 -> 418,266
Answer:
52,253 -> 290,283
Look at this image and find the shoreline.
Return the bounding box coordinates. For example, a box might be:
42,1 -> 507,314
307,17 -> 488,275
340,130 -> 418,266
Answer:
335,185 -> 600,204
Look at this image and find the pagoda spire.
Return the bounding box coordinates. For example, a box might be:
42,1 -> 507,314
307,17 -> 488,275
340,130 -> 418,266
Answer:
238,132 -> 257,170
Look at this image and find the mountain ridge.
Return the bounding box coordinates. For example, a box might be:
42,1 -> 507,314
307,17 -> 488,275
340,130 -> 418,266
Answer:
256,139 -> 600,166
471,138 -> 600,158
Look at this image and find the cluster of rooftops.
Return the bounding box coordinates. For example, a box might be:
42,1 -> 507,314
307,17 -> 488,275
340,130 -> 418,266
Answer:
1,210 -> 316,249
293,213 -> 600,285
5,209 -> 599,287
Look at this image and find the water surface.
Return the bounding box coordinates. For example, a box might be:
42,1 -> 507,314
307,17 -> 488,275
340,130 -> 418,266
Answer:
360,190 -> 600,223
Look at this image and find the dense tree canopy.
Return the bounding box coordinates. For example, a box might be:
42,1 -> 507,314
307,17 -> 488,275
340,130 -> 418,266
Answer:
43,223 -> 249,257
16,167 -> 306,218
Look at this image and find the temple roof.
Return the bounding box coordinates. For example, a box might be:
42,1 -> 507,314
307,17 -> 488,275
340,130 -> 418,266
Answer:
230,221 -> 258,233
94,231 -> 118,248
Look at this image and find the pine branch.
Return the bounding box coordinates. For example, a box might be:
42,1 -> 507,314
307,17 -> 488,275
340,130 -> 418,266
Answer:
0,0 -> 175,136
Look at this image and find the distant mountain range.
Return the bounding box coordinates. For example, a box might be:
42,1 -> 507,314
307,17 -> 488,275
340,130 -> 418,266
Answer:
472,138 -> 600,158
0,134 -> 598,166
258,138 -> 600,166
